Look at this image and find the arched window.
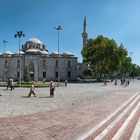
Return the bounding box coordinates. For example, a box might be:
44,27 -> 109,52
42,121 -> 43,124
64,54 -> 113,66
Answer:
29,62 -> 34,81
43,60 -> 46,69
43,71 -> 46,78
17,60 -> 20,68
27,43 -> 29,49
68,60 -> 71,67
5,60 -> 8,68
55,71 -> 58,78
55,60 -> 58,67
68,71 -> 71,78
17,71 -> 20,78
29,62 -> 34,72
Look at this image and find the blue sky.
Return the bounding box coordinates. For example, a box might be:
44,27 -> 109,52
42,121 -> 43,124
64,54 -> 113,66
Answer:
0,0 -> 140,65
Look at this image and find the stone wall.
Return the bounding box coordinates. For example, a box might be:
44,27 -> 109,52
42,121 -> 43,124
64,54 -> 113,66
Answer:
0,54 -> 78,82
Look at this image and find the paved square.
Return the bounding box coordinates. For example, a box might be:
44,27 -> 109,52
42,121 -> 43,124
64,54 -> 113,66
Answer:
0,80 -> 139,140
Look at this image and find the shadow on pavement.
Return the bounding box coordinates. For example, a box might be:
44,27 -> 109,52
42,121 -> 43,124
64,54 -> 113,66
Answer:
21,96 -> 29,98
39,96 -> 51,98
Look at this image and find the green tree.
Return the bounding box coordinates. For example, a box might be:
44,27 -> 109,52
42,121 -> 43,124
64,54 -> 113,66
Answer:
130,64 -> 140,77
82,35 -> 130,79
83,69 -> 93,79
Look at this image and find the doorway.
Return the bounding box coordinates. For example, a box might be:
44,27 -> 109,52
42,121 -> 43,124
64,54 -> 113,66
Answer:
29,62 -> 34,81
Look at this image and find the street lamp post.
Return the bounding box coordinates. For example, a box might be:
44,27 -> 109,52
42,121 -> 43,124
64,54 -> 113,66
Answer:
3,40 -> 7,81
3,40 -> 7,53
54,25 -> 62,86
14,31 -> 25,87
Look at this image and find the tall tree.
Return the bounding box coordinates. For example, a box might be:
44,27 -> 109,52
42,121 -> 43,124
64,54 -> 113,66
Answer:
81,35 -> 130,79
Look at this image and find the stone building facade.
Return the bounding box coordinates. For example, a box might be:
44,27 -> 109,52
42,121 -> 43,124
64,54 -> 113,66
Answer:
0,38 -> 78,82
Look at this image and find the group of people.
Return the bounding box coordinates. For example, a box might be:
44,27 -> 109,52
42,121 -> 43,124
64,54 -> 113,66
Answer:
120,78 -> 130,86
4,79 -> 68,98
114,78 -> 130,87
103,78 -> 130,87
27,81 -> 55,98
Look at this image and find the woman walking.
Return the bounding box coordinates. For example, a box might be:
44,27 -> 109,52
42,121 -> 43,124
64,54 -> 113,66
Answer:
50,81 -> 55,98
28,82 -> 36,97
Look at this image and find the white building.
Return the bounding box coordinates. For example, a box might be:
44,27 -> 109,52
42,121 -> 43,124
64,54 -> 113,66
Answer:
0,37 -> 78,82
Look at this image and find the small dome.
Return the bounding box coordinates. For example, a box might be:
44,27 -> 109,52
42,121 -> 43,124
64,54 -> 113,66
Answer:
40,50 -> 49,54
16,50 -> 24,54
51,51 -> 59,55
63,51 -> 74,56
3,51 -> 13,55
28,37 -> 43,44
25,48 -> 41,53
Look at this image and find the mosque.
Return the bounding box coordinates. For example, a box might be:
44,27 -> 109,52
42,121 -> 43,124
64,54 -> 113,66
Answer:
0,17 -> 88,82
0,37 -> 77,82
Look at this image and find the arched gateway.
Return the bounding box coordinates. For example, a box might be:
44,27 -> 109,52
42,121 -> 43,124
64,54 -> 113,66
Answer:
29,62 -> 34,81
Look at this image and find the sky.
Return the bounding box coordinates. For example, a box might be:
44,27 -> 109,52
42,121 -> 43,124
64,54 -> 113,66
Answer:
0,0 -> 140,65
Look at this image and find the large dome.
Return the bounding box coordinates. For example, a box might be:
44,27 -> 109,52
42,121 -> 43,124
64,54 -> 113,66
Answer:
25,48 -> 41,54
22,37 -> 48,53
63,51 -> 73,56
28,37 -> 43,44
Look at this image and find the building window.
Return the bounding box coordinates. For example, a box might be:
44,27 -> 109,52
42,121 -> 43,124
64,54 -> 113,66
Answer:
29,62 -> 34,72
17,60 -> 20,68
68,60 -> 71,67
5,60 -> 8,68
55,60 -> 58,67
55,71 -> 58,78
68,71 -> 71,78
43,71 -> 46,78
36,44 -> 39,49
43,60 -> 46,69
5,72 -> 7,78
17,71 -> 20,78
26,43 -> 29,49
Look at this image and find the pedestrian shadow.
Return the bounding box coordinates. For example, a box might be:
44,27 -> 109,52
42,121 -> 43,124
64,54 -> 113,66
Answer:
1,89 -> 8,91
39,96 -> 51,98
21,96 -> 51,98
21,96 -> 29,98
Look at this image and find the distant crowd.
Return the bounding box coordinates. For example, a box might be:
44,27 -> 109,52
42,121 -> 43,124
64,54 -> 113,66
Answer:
104,78 -> 131,87
1,79 -> 68,98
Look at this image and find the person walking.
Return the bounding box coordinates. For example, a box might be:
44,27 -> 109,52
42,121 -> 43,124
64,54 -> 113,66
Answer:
50,81 -> 55,98
10,78 -> 14,90
6,78 -> 10,90
28,82 -> 36,97
65,80 -> 68,87
0,88 -> 2,96
114,78 -> 117,85
104,79 -> 107,86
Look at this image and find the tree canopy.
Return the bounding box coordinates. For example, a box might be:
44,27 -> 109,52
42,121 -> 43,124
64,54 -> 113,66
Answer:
81,35 -> 140,79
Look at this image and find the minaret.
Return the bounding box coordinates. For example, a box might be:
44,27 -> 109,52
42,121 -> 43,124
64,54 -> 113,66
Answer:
82,16 -> 88,47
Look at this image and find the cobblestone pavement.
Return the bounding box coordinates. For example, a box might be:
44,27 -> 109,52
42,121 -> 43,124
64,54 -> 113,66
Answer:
0,80 -> 140,140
